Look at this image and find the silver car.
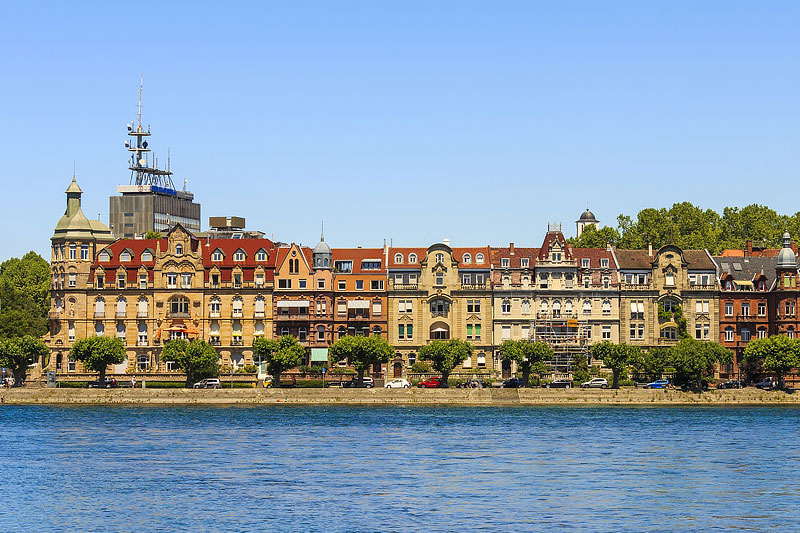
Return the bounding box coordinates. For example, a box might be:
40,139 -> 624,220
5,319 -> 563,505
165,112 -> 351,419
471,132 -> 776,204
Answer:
580,378 -> 609,389
193,378 -> 221,389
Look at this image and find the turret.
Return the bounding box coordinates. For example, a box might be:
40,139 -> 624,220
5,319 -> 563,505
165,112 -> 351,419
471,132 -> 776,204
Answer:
312,224 -> 332,270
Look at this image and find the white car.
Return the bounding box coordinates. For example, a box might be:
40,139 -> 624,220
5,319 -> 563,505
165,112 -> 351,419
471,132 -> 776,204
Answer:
581,377 -> 609,389
384,378 -> 411,389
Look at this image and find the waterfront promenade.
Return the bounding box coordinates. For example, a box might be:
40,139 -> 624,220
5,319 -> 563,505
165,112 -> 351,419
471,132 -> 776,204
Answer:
3,387 -> 799,405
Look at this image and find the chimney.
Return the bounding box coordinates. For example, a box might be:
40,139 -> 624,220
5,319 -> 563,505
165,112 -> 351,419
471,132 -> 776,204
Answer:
606,242 -> 612,252
442,238 -> 450,247
509,242 -> 515,254
745,240 -> 753,256
647,242 -> 653,257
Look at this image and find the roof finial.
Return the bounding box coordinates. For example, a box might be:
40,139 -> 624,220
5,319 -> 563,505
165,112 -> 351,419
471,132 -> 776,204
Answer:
72,160 -> 76,181
320,220 -> 325,242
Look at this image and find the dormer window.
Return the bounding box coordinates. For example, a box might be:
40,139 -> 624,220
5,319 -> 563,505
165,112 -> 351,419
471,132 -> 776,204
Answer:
361,260 -> 381,271
212,250 -> 222,262
600,258 -> 609,268
234,250 -> 245,261
408,253 -> 418,264
520,258 -> 529,268
394,253 -> 403,264
476,253 -> 484,264
501,258 -> 510,268
462,253 -> 471,264
257,250 -> 267,261
435,253 -> 444,264
120,251 -> 131,262
175,244 -> 183,256
581,258 -> 590,268
141,250 -> 153,262
551,252 -> 561,261
435,272 -> 444,285
99,250 -> 110,262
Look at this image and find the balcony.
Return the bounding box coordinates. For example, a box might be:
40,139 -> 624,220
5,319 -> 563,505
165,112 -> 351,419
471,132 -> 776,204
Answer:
393,283 -> 418,290
137,311 -> 148,318
231,338 -> 243,346
460,283 -> 487,290
348,311 -> 370,321
209,311 -> 221,318
689,284 -> 717,290
116,311 -> 127,318
137,340 -> 148,347
431,310 -> 449,318
621,283 -> 651,291
209,338 -> 221,346
276,312 -> 310,321
231,310 -> 243,318
736,314 -> 755,322
168,312 -> 190,319
94,311 -> 105,318
255,311 -> 265,318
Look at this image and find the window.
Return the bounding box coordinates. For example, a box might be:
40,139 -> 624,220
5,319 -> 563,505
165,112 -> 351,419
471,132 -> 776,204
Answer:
212,250 -> 222,261
502,300 -> 511,314
695,300 -> 710,315
467,300 -> 481,313
372,301 -> 382,315
68,321 -> 75,342
552,300 -> 562,317
181,273 -> 192,289
758,302 -> 766,316
257,250 -> 267,261
521,258 -> 529,268
317,326 -> 325,341
234,250 -> 245,261
69,273 -> 76,287
138,298 -> 148,317
665,272 -> 675,286
232,273 -> 242,289
583,300 -> 592,315
371,280 -> 384,290
584,276 -> 590,289
256,273 -> 264,287
435,272 -> 444,286
99,250 -> 110,262
757,328 -> 767,339
539,273 -> 548,289
565,300 -> 573,315
137,354 -> 149,371
540,300 -> 548,314
175,244 -> 183,256
581,258 -> 590,268
394,253 -> 403,263
476,253 -> 484,264
462,274 -> 472,285
138,323 -> 148,345
69,243 -> 76,260
139,273 -> 147,289
602,300 -> 611,315
141,250 -> 153,262
167,272 -> 177,289
785,301 -> 796,316
520,325 -> 528,339
361,260 -> 381,270
408,254 -> 418,264
299,279 -> 307,289
94,298 -> 105,318
334,260 -> 352,273
316,301 -> 327,315
96,274 -> 104,289
210,273 -> 220,288
741,328 -> 751,342
81,245 -> 89,261
170,297 -> 190,317
474,324 -> 481,339
338,280 -> 346,290
117,273 -> 126,289
501,258 -> 510,268
725,302 -> 733,316
232,297 -> 243,317
477,353 -> 486,367
116,322 -> 126,340
435,253 -> 444,264
398,300 -> 413,313
502,325 -> 511,340
355,280 -> 364,290
255,297 -> 265,317
280,327 -> 289,336
663,299 -> 677,313
600,258 -> 609,268
116,297 -> 126,317
741,303 -> 750,317
662,326 -> 678,340
788,327 -> 795,339
95,322 -> 104,336
724,327 -> 734,342
278,279 -> 292,289
337,300 -> 347,315
602,326 -> 611,340
298,327 -> 307,342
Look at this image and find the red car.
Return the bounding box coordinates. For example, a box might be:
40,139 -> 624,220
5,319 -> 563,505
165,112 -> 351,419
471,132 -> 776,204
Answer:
418,377 -> 444,388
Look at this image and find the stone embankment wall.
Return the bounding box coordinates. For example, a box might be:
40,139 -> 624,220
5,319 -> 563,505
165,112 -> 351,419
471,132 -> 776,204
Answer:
3,388 -> 800,406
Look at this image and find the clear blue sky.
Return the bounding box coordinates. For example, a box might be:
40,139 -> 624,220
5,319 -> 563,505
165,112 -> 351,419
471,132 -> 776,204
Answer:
2,1 -> 799,260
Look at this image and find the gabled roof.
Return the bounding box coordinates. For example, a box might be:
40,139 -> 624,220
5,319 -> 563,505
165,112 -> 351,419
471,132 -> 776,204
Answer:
537,231 -> 572,260
490,247 -> 539,268
683,250 -> 716,270
274,244 -> 313,273
388,248 -> 427,268
332,248 -> 386,274
571,248 -> 616,268
614,249 -> 653,270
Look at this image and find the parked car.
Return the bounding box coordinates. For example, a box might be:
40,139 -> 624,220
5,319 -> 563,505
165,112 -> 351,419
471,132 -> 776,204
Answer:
644,379 -> 670,389
384,378 -> 411,389
755,378 -> 779,390
457,379 -> 487,389
680,380 -> 709,391
717,380 -> 745,389
193,378 -> 221,389
343,377 -> 375,388
544,378 -> 572,388
581,378 -> 609,389
502,377 -> 526,388
418,376 -> 443,388
87,378 -> 117,388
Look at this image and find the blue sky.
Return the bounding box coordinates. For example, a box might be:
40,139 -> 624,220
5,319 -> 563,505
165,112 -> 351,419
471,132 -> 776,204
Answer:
1,1 -> 799,260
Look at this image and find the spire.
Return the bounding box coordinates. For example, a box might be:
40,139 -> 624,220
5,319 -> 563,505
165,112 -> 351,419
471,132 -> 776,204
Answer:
320,221 -> 325,242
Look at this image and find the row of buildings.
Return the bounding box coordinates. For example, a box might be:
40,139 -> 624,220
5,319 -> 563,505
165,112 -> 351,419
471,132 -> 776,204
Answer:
45,179 -> 800,380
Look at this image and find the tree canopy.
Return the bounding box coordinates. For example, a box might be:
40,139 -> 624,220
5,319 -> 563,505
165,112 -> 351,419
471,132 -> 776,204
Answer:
69,336 -> 126,382
162,338 -> 221,387
498,340 -> 552,386
670,338 -> 732,388
0,335 -> 48,386
252,335 -> 304,386
329,334 -> 394,385
742,335 -> 800,388
418,339 -> 473,386
0,252 -> 50,339
589,341 -> 640,388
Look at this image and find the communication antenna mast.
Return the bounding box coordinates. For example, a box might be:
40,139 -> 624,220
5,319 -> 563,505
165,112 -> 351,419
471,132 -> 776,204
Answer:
126,73 -> 176,190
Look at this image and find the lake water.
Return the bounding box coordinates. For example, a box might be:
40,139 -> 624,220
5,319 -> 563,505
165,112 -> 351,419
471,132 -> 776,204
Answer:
1,405 -> 799,532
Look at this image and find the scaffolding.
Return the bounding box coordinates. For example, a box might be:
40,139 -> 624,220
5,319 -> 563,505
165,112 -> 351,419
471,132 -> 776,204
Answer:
529,313 -> 590,370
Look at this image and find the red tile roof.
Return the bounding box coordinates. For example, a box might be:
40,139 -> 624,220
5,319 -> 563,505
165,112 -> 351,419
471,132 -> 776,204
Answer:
332,248 -> 386,274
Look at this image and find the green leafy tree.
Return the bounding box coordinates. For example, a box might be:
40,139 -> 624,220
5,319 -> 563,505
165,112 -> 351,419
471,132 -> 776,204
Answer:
161,338 -> 221,387
630,347 -> 670,382
329,335 -> 394,386
671,338 -> 732,389
570,353 -> 591,385
418,339 -> 473,387
69,336 -> 126,383
498,340 -> 553,387
252,335 -> 304,386
144,231 -> 163,239
742,335 -> 800,389
590,341 -> 639,388
570,225 -> 621,249
0,251 -> 50,339
411,360 -> 431,373
0,335 -> 49,386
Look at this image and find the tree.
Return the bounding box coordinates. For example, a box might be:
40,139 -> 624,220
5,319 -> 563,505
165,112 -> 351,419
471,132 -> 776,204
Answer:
0,335 -> 48,386
671,338 -> 732,389
418,339 -> 473,387
162,339 -> 221,387
498,340 -> 553,387
252,335 -> 304,386
630,347 -> 670,382
329,335 -> 394,386
570,353 -> 591,385
743,335 -> 800,389
0,252 -> 50,339
144,231 -> 163,239
569,225 -> 620,249
590,341 -> 639,388
69,336 -> 126,383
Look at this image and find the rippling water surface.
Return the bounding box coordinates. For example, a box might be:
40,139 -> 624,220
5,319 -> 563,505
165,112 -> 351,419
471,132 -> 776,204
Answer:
2,405 -> 799,531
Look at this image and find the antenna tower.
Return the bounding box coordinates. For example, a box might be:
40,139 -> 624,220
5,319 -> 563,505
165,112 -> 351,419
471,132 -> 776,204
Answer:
126,74 -> 176,190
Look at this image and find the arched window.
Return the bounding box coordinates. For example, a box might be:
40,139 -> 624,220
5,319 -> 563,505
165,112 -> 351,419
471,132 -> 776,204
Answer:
552,300 -> 562,317
99,250 -> 110,262
254,321 -> 265,337
436,253 -> 444,264
408,253 -> 418,264
255,296 -> 265,317
137,322 -> 148,345
788,327 -> 795,339
583,300 -> 592,314
280,326 -> 290,337
521,300 -> 531,315
209,322 -> 220,343
662,326 -> 678,340
565,300 -> 573,315
394,253 -> 403,264
372,326 -> 382,336
462,253 -> 472,264
95,297 -> 105,318
175,244 -> 183,256
337,326 -> 347,339
602,300 -> 611,315
232,297 -> 243,317
116,297 -> 126,317
95,322 -> 104,336
209,297 -> 221,317
476,253 -> 485,264
116,322 -> 126,339
724,326 -> 734,341
120,250 -> 131,262
257,250 -> 267,261
317,325 -> 326,341
137,354 -> 149,371
540,300 -> 548,314
137,297 -> 148,317
502,300 -> 511,314
298,326 -> 307,341
235,250 -> 245,261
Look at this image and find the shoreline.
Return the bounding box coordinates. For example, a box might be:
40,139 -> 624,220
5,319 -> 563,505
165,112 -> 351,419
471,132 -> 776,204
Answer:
2,387 -> 800,406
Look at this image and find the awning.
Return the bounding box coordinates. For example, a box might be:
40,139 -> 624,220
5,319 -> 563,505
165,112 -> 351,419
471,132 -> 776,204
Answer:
277,300 -> 310,308
310,348 -> 328,362
431,327 -> 449,333
163,325 -> 199,334
733,280 -> 754,288
347,300 -> 370,309
660,321 -> 678,329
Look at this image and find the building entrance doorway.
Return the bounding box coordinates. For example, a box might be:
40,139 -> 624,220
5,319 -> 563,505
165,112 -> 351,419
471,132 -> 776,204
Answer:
394,362 -> 403,378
